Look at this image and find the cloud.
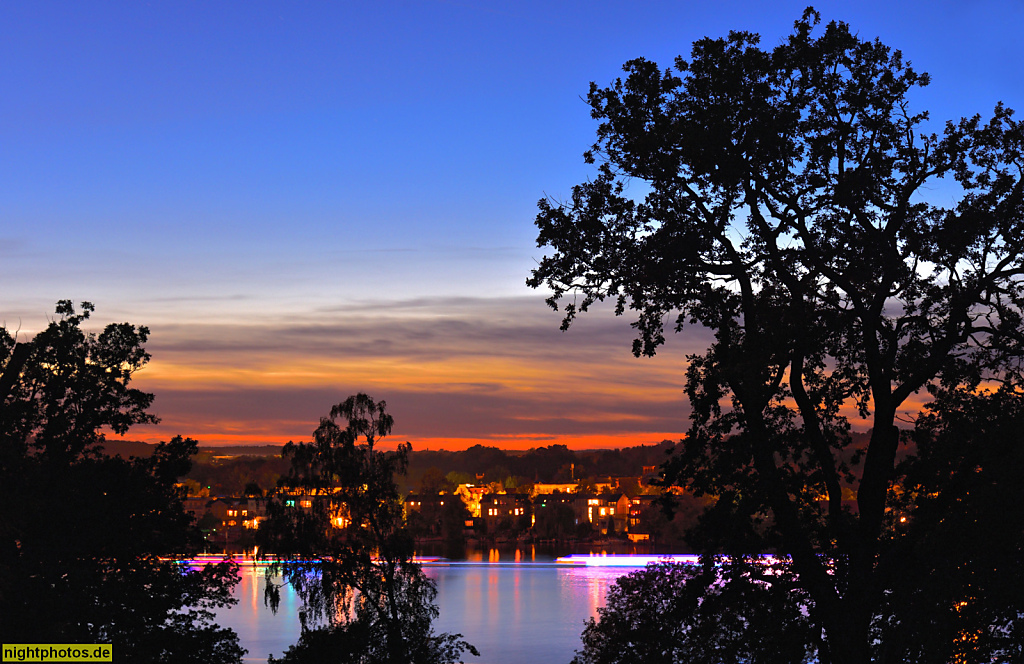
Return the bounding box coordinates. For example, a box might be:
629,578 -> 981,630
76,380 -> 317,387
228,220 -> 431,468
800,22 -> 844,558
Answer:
0,237 -> 27,257
129,295 -> 709,447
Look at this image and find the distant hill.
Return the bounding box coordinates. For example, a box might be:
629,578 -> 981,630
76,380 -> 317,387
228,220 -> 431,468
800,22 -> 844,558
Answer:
99,439 -> 156,458
199,445 -> 285,457
99,440 -> 286,458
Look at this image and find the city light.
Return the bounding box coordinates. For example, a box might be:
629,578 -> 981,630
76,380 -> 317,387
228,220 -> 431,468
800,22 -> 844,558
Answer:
555,554 -> 703,567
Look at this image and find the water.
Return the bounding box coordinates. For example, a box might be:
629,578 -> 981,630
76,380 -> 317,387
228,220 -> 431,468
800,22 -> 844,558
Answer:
214,552 -> 634,664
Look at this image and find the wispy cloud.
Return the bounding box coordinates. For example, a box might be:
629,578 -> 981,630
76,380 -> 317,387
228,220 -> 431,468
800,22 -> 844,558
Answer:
130,295 -> 707,447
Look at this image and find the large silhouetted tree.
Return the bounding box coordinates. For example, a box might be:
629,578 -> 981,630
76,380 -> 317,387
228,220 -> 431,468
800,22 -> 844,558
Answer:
530,9 -> 1024,664
257,394 -> 477,664
0,301 -> 243,663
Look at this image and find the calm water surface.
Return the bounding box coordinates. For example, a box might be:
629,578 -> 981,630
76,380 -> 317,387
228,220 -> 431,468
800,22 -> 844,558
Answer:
215,549 -> 633,664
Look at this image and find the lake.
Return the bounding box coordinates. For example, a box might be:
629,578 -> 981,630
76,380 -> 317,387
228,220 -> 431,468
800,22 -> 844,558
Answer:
214,548 -> 643,664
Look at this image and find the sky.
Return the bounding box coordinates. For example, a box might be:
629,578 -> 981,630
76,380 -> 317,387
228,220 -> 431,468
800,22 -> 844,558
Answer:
2,0 -> 1022,449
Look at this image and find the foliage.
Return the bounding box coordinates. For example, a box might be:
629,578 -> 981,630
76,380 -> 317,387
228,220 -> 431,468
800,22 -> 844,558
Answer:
418,466 -> 454,494
0,301 -> 243,663
533,501 -> 576,540
402,442 -> 674,488
529,8 -> 1024,664
244,480 -> 265,497
875,387 -> 1024,664
185,455 -> 290,497
405,495 -> 472,557
634,494 -> 711,551
258,394 -> 478,664
437,497 -> 472,557
572,560 -> 817,664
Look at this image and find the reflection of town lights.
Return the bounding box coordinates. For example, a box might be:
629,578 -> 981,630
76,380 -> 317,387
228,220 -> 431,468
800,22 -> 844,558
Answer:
556,554 -> 703,567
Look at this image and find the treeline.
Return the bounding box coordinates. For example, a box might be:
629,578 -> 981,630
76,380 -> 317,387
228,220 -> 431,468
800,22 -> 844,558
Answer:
404,441 -> 677,490
181,441 -> 679,496
184,454 -> 291,496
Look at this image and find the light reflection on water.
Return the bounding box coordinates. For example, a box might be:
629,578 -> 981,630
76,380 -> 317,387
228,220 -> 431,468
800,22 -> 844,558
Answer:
214,551 -> 629,664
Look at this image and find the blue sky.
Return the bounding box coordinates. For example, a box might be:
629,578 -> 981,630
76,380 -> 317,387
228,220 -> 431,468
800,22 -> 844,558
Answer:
2,1 -> 1022,447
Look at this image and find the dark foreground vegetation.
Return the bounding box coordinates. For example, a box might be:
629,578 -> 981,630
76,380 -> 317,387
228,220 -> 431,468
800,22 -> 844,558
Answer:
0,302 -> 244,663
533,8 -> 1024,664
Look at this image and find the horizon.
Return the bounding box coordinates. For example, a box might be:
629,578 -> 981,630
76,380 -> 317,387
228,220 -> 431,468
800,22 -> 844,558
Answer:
105,437 -> 682,453
4,1 -> 1022,449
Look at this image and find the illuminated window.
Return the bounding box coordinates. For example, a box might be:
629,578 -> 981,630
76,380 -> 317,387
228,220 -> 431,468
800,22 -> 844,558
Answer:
588,499 -> 599,506
300,500 -> 312,508
241,510 -> 248,516
227,510 -> 236,517
228,520 -> 236,526
600,508 -> 607,516
609,508 -> 615,515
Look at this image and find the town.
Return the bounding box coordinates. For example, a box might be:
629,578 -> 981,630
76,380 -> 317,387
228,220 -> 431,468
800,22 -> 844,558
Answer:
171,442 -> 711,552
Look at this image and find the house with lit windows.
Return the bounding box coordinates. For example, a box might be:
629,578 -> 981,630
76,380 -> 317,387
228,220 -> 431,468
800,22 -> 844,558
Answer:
453,484 -> 487,518
209,497 -> 266,530
572,493 -> 631,534
625,494 -> 659,541
479,493 -> 531,534
403,493 -> 446,516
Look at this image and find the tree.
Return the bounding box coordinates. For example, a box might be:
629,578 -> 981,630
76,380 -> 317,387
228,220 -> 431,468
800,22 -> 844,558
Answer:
571,560 -> 817,664
419,466 -> 453,494
257,394 -> 477,664
0,301 -> 243,663
438,496 -> 472,558
533,501 -> 576,540
244,480 -> 265,497
635,494 -> 710,551
529,9 -> 1024,664
878,388 -> 1024,663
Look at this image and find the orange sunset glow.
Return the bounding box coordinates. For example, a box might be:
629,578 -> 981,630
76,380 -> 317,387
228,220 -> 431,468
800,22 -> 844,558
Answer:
120,296 -> 703,449
108,294 -> 932,449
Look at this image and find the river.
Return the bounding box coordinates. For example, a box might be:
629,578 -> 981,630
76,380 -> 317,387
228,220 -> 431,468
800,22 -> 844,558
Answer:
214,547 -> 644,664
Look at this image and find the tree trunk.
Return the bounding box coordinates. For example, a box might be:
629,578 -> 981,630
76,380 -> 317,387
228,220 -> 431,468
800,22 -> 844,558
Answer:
0,342 -> 32,408
822,603 -> 873,664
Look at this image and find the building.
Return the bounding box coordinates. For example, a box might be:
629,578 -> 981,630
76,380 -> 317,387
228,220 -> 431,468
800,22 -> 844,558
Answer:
573,493 -> 631,534
479,493 -> 531,534
532,483 -> 578,495
404,492 -> 446,516
627,494 -> 660,533
454,484 -> 488,518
